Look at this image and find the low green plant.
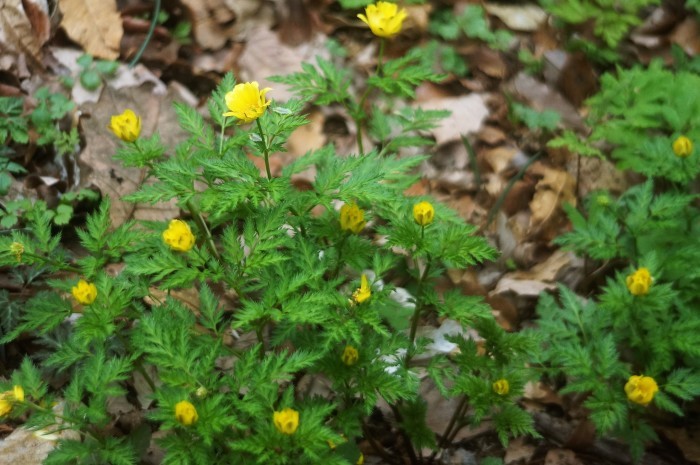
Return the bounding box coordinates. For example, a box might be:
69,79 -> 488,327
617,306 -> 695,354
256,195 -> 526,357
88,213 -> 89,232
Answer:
429,5 -> 514,52
533,61 -> 700,461
1,3 -> 537,464
76,54 -> 119,91
552,61 -> 700,183
540,0 -> 659,50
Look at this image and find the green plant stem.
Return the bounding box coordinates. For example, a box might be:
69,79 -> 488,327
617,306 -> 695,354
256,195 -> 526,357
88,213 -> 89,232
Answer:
332,233 -> 349,279
186,199 -> 221,261
128,0 -> 161,68
354,39 -> 386,156
427,395 -> 469,464
408,256 -> 431,347
255,119 -> 272,179
481,152 -> 540,233
388,403 -> 420,465
461,134 -> 481,186
21,251 -> 81,273
219,116 -> 227,155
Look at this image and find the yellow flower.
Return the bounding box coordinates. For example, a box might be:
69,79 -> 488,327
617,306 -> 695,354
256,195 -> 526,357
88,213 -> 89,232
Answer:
626,267 -> 652,296
357,453 -> 364,465
273,407 -> 299,435
625,375 -> 658,406
492,379 -> 509,396
72,279 -> 97,305
223,81 -> 272,124
109,109 -> 141,142
358,1 -> 408,39
163,219 -> 196,252
342,345 -> 359,366
13,386 -> 24,403
175,400 -> 198,426
0,386 -> 23,417
0,399 -> 11,417
352,274 -> 372,304
413,201 -> 434,226
673,135 -> 693,158
10,242 -> 24,262
340,202 -> 366,234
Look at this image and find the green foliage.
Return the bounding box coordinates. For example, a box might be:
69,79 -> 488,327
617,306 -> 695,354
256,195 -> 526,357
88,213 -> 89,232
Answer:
540,0 -> 660,48
430,5 -> 514,51
550,61 -> 700,183
536,64 -> 700,459
2,39 -> 535,465
510,102 -> 561,132
76,54 -> 119,91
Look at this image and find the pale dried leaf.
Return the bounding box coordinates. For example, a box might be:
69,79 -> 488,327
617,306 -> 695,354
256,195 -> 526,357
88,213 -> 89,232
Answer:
237,27 -> 330,102
484,3 -> 547,32
416,94 -> 489,145
59,0 -> 123,60
0,0 -> 46,59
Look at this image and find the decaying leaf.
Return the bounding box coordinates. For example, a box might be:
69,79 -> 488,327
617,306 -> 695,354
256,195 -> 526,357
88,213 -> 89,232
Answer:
0,0 -> 49,60
416,93 -> 489,146
484,3 -> 547,32
59,0 -> 123,60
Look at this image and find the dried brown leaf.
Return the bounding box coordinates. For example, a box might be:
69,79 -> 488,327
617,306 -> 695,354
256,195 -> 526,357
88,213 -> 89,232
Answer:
59,0 -> 123,60
0,0 -> 47,60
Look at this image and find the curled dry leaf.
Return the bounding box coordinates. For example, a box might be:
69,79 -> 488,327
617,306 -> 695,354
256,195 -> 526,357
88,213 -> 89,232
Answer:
59,0 -> 123,60
0,0 -> 49,61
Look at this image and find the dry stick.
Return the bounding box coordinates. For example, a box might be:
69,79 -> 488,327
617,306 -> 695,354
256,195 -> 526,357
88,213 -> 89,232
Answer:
129,0 -> 161,68
480,153 -> 541,234
362,421 -> 397,464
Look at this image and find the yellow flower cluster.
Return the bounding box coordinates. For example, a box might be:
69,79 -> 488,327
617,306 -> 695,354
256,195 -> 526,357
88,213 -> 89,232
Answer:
175,400 -> 198,426
223,82 -> 272,124
358,2 -> 407,39
273,407 -> 299,435
163,220 -> 196,252
352,274 -> 372,304
342,345 -> 359,366
625,375 -> 658,406
413,201 -> 434,226
673,135 -> 693,158
72,279 -> 97,305
109,109 -> 141,142
340,202 -> 366,234
0,386 -> 24,417
626,267 -> 652,296
492,379 -> 509,396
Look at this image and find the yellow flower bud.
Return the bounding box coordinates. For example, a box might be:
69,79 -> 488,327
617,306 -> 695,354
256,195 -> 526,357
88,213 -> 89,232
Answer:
223,82 -> 272,124
109,109 -> 141,142
625,375 -> 658,406
357,453 -> 364,465
163,219 -> 196,252
492,379 -> 509,396
174,400 -> 198,426
13,386 -> 24,403
340,202 -> 366,234
413,201 -> 434,226
358,1 -> 408,39
341,345 -> 359,366
273,407 -> 299,435
625,267 -> 652,296
10,242 -> 24,262
673,135 -> 693,158
352,274 -> 372,304
72,279 -> 97,305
